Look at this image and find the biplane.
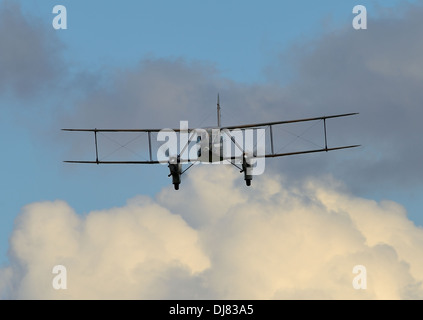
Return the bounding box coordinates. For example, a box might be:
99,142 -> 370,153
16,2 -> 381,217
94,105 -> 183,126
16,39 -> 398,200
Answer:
63,96 -> 359,190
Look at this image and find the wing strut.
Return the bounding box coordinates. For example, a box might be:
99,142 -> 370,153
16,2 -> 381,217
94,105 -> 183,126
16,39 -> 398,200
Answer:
94,129 -> 99,164
269,125 -> 275,156
323,119 -> 328,151
217,94 -> 221,128
148,131 -> 153,162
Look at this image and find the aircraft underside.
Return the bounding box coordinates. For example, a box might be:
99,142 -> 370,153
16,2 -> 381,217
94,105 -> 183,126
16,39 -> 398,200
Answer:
168,148 -> 254,191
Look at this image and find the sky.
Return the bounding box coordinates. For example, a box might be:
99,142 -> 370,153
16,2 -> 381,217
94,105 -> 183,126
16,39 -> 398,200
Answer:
1,0 -> 423,299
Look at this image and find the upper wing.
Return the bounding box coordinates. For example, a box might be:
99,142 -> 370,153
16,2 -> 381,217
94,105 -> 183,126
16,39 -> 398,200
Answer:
62,128 -> 181,133
63,160 -> 162,164
61,113 -> 358,133
221,113 -> 359,130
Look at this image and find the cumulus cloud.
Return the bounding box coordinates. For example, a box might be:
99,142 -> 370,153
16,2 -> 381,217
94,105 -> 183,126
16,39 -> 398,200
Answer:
1,165 -> 423,299
2,197 -> 209,299
0,1 -> 63,99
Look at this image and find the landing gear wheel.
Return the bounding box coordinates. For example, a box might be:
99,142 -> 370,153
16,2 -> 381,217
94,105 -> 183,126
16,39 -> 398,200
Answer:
174,184 -> 180,190
246,180 -> 251,186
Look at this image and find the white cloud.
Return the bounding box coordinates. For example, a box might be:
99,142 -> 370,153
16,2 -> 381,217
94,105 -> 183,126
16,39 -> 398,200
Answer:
2,197 -> 209,299
1,165 -> 423,299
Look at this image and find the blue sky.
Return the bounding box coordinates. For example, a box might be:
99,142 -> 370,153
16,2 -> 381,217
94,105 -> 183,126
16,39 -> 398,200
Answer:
18,0 -> 416,82
1,0 -> 422,272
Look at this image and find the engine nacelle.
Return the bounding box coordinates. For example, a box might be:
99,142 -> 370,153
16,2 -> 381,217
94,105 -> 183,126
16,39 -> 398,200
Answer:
168,156 -> 182,190
242,153 -> 253,186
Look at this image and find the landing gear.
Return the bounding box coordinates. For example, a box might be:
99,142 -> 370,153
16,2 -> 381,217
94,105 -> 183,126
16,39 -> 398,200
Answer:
242,153 -> 253,187
168,156 -> 182,191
